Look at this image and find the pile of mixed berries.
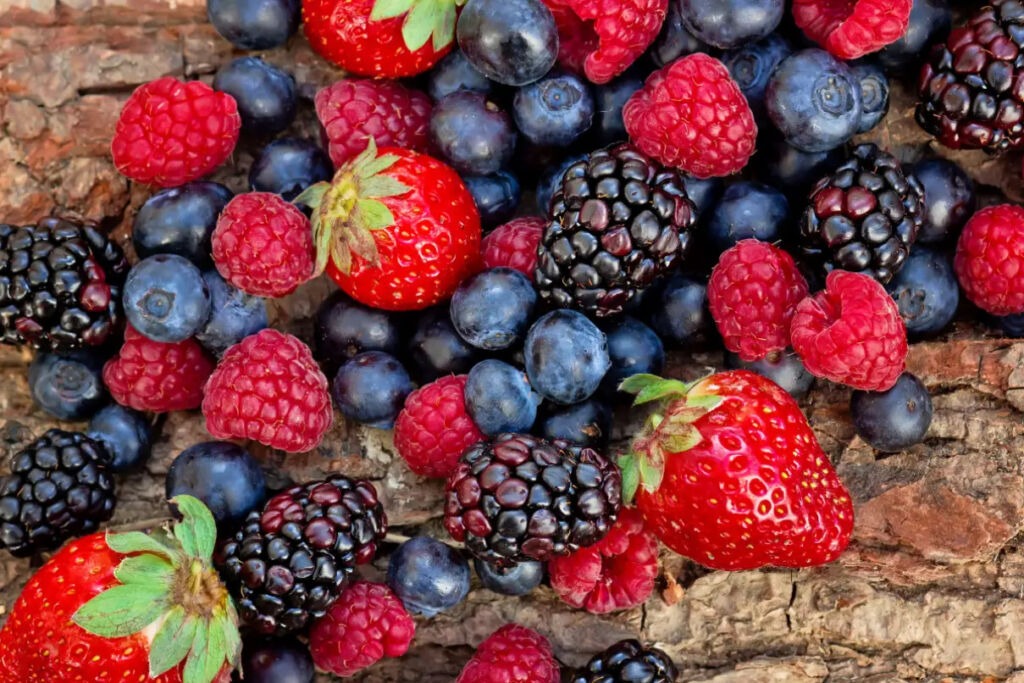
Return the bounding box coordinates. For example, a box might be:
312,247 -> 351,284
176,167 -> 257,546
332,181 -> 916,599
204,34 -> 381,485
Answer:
0,0 -> 1019,680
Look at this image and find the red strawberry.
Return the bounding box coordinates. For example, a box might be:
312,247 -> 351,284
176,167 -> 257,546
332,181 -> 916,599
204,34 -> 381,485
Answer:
619,370 -> 854,571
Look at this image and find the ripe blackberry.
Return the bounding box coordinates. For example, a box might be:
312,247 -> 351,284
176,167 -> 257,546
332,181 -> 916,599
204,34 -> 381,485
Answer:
215,475 -> 387,636
798,144 -> 924,284
570,640 -> 678,683
444,433 -> 621,568
534,143 -> 696,318
916,1 -> 1024,152
0,429 -> 115,557
0,217 -> 128,351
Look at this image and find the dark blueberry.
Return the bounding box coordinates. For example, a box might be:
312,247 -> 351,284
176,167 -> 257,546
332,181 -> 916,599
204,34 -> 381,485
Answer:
524,310 -> 611,405
682,175 -> 724,223
536,153 -> 587,214
646,274 -> 712,348
207,0 -> 300,51
514,72 -> 594,147
852,61 -> 890,134
450,267 -> 537,351
386,536 -> 471,617
456,0 -> 559,86
239,637 -> 314,683
851,372 -> 933,452
133,182 -> 232,267
29,351 -> 107,420
999,313 -> 1024,338
877,0 -> 952,71
908,158 -> 976,244
430,91 -> 517,175
885,246 -> 959,338
314,290 -> 403,377
678,0 -> 784,49
196,270 -> 268,357
474,558 -> 544,596
166,441 -> 267,528
123,254 -> 211,343
408,307 -> 482,382
538,398 -> 613,448
250,138 -> 333,201
463,172 -> 522,228
601,317 -> 665,390
87,405 -> 152,472
707,181 -> 789,254
590,73 -> 645,144
722,33 -> 793,118
725,351 -> 814,400
465,359 -> 541,435
649,0 -> 709,67
331,351 -> 414,429
214,57 -> 297,136
427,49 -> 495,101
755,136 -> 845,196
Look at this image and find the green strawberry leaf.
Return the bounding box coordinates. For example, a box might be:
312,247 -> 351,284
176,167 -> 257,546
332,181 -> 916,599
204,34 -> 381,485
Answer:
293,181 -> 329,210
370,0 -> 416,20
313,213 -> 334,276
72,584 -> 170,638
619,374 -> 692,405
170,495 -> 217,562
360,175 -> 412,199
355,198 -> 396,231
220,610 -> 242,672
149,607 -> 197,678
685,392 -> 724,412
114,553 -> 174,586
403,0 -> 439,52
332,241 -> 354,274
638,444 -> 666,494
660,430 -> 703,455
183,621 -> 213,683
104,529 -> 177,560
618,453 -> 641,504
434,1 -> 457,51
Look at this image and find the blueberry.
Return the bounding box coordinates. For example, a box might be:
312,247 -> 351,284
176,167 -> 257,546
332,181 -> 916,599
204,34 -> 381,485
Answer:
314,291 -> 403,377
386,536 -> 471,617
852,61 -> 889,134
646,274 -> 712,348
465,359 -> 540,435
462,172 -> 521,228
707,181 -> 789,254
514,72 -> 594,147
331,351 -> 414,429
999,313 -> 1024,338
430,92 -> 517,175
250,138 -> 333,201
29,351 -> 107,420
536,153 -> 587,214
682,175 -> 724,223
427,49 -> 494,101
474,558 -> 544,596
591,74 -> 645,145
649,0 -> 709,67
133,182 -> 232,267
213,57 -> 297,136
240,637 -> 314,683
851,372 -> 933,452
451,268 -> 537,351
207,0 -> 300,50
885,246 -> 959,338
725,352 -> 814,400
722,33 -> 793,118
456,0 -> 559,86
538,398 -> 613,448
755,136 -> 845,195
124,254 -> 211,343
408,307 -> 481,382
196,270 -> 268,357
678,0 -> 784,49
602,317 -> 665,390
877,0 -> 952,71
87,405 -> 152,472
909,158 -> 976,244
165,441 -> 266,527
524,310 -> 611,405
766,49 -> 863,153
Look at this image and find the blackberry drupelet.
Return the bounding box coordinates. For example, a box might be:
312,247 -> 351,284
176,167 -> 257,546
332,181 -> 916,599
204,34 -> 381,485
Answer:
444,433 -> 621,568
535,143 -> 696,318
798,144 -> 924,284
215,475 -> 387,636
0,217 -> 128,351
916,1 -> 1024,152
570,639 -> 678,683
0,429 -> 115,557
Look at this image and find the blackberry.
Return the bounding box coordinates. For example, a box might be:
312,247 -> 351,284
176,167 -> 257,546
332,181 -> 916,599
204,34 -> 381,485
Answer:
443,433 -> 621,568
798,144 -> 925,284
570,639 -> 678,683
534,143 -> 696,318
214,475 -> 387,636
0,429 -> 115,557
916,1 -> 1024,152
0,217 -> 128,352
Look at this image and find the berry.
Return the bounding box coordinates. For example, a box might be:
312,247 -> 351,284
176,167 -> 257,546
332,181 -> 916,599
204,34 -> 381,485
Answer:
196,269 -> 269,357
313,290 -> 403,376
28,351 -> 107,420
539,399 -> 613,448
525,310 -> 612,405
308,582 -> 415,677
570,640 -> 678,683
885,245 -> 959,338
213,57 -> 297,136
207,0 -> 300,50
909,157 -> 976,244
123,254 -> 211,343
394,374 -> 485,478
624,54 -> 757,178
853,61 -> 890,133
790,270 -> 908,391
645,273 -> 712,348
954,204 -> 1024,316
427,49 -> 494,101
1000,312 -> 1024,337
103,326 -> 214,413
111,76 -> 241,187
386,536 -> 471,617
649,1 -> 708,68
535,152 -> 587,214
86,404 -> 152,472
706,181 -> 789,254
482,217 -> 545,276
722,33 -> 794,119
465,359 -> 541,435
851,372 -> 933,453
756,136 -> 845,195
793,0 -> 913,60
724,351 -> 815,400
240,638 -> 315,683
457,0 -> 560,86
331,351 -> 414,429
408,307 -> 482,381
133,181 -> 232,267
203,329 -> 333,453
250,138 -> 334,201
165,441 -> 267,528
455,624 -> 561,683
678,0 -> 784,49
590,73 -> 644,144
602,316 -> 665,389
514,72 -> 595,147
474,558 -> 545,596
451,268 -> 537,351
430,91 -> 517,176
877,0 -> 952,70
682,174 -> 724,221
463,171 -> 522,228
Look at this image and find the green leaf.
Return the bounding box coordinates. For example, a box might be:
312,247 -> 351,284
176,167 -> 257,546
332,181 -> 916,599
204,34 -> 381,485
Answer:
618,453 -> 641,504
293,181 -> 329,211
73,584 -> 169,638
433,0 -> 457,52
660,429 -> 703,455
402,0 -> 440,51
638,445 -> 666,493
360,175 -> 412,199
355,199 -> 396,231
370,0 -> 415,20
359,152 -> 402,181
313,217 -> 333,276
346,221 -> 382,266
170,495 -> 218,562
182,621 -> 213,683
685,393 -> 724,412
219,610 -> 242,670
105,530 -> 177,561
350,138 -> 379,172
115,554 -> 174,586
149,607 -> 197,678
205,615 -> 228,679
332,241 -> 353,275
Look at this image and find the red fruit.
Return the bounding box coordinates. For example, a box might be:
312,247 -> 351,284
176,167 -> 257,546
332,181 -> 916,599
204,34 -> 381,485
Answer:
790,270 -> 907,391
543,0 -> 669,84
103,325 -> 214,413
954,204 -> 1024,316
393,375 -> 484,479
202,329 -> 333,453
481,216 -> 546,277
455,624 -> 560,683
111,76 -> 241,188
708,239 -> 809,362
308,582 -> 415,677
792,0 -> 913,60
620,370 -> 855,571
623,53 -> 757,178
548,507 -> 658,614
212,192 -> 315,298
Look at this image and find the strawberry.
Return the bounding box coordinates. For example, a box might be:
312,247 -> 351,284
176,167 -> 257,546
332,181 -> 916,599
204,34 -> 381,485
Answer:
297,140 -> 482,311
0,496 -> 239,682
618,371 -> 854,571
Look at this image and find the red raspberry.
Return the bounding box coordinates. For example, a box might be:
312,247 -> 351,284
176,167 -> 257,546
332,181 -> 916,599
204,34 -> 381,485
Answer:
308,582 -> 415,677
623,54 -> 757,178
480,217 -> 546,277
102,325 -> 213,413
954,204 -> 1024,316
792,0 -> 913,60
315,79 -> 432,168
393,375 -> 484,479
211,192 -> 315,298
548,507 -> 658,614
708,239 -> 809,362
790,270 -> 907,391
111,76 -> 241,188
202,329 -> 333,453
455,624 -> 560,683
543,0 -> 668,84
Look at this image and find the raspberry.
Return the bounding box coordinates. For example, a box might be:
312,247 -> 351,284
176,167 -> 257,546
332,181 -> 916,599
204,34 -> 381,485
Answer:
548,507 -> 658,614
455,624 -> 561,683
102,325 -> 213,413
211,192 -> 315,298
202,329 -> 333,453
315,79 -> 432,168
308,582 -> 415,677
793,0 -> 913,60
623,53 -> 757,178
543,0 -> 668,85
790,270 -> 907,391
481,217 -> 546,277
111,76 -> 241,188
954,205 -> 1024,316
393,375 -> 484,479
708,239 -> 809,362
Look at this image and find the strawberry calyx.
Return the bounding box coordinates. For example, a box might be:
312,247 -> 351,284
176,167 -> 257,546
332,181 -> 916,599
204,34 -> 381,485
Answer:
370,0 -> 467,52
71,495 -> 240,683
